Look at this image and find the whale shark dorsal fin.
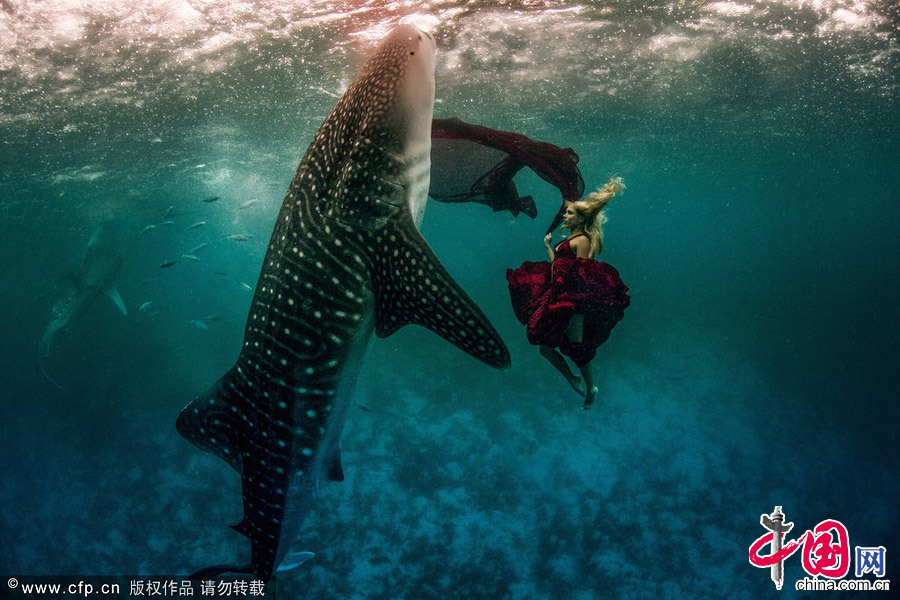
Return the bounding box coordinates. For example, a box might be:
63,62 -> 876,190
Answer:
372,213 -> 510,369
104,285 -> 127,315
175,372 -> 244,474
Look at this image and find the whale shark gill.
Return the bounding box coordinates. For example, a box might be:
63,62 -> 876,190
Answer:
176,24 -> 510,582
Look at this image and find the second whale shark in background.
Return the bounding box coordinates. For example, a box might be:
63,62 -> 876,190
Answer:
176,23 -> 510,582
39,220 -> 129,389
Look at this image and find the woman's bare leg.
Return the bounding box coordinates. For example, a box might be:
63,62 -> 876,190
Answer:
566,314 -> 584,343
539,345 -> 583,395
578,360 -> 598,409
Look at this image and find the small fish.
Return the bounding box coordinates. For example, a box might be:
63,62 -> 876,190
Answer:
160,260 -> 179,269
239,199 -> 259,210
163,205 -> 175,219
189,242 -> 210,253
227,234 -> 253,242
190,221 -> 207,229
204,315 -> 224,321
158,220 -> 176,226
138,301 -> 154,313
190,319 -> 209,330
236,281 -> 253,292
181,254 -> 201,262
141,225 -> 157,234
201,195 -> 220,203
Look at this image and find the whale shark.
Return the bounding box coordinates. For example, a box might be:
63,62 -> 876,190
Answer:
176,24 -> 510,582
40,220 -> 128,388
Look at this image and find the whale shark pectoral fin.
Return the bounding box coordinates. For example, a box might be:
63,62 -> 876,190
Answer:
103,284 -> 128,315
372,213 -> 511,370
176,371 -> 244,474
276,551 -> 315,573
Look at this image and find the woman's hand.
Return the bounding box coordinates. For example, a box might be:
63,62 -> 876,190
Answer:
544,233 -> 553,248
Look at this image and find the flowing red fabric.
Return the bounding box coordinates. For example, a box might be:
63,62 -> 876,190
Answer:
430,118 -> 584,229
506,237 -> 630,366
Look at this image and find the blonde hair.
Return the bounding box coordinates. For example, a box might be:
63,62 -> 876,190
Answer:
569,177 -> 625,257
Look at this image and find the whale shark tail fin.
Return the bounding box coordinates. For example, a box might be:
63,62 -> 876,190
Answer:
187,564 -> 256,581
276,551 -> 315,573
185,551 -> 313,584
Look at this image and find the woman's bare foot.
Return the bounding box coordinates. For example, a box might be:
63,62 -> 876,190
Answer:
581,386 -> 598,410
567,375 -> 584,396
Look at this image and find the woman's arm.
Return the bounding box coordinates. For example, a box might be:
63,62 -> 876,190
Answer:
544,233 -> 555,261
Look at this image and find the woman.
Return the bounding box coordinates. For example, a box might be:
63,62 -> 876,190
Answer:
506,178 -> 630,409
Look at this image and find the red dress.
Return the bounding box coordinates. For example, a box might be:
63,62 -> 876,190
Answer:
506,234 -> 630,366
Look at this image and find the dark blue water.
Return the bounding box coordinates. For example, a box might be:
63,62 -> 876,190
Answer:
2,2 -> 898,598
